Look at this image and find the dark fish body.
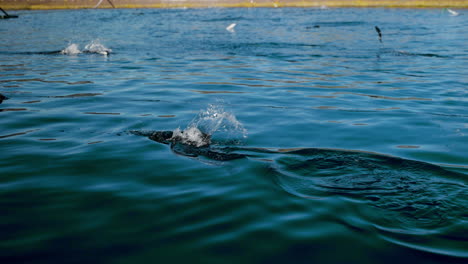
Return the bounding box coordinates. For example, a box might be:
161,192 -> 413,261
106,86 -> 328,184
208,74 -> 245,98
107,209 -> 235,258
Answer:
147,130 -> 246,161
0,93 -> 8,104
149,130 -> 211,147
149,130 -> 174,145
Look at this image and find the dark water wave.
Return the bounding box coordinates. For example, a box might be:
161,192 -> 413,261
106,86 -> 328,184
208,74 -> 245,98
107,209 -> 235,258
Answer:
266,148 -> 467,258
136,130 -> 467,258
378,48 -> 450,58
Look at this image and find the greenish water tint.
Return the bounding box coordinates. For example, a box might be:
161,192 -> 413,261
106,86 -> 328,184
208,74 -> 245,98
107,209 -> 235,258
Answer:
1,8 -> 467,263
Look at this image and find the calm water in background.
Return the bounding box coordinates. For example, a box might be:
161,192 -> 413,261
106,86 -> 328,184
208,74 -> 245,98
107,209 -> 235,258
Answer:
1,7 -> 467,263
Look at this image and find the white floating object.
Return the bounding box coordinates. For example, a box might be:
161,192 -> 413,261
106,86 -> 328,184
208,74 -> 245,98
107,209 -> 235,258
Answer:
447,9 -> 459,16
226,23 -> 236,32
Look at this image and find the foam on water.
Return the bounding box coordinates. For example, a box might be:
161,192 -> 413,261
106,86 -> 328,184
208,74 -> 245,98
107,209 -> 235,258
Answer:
84,40 -> 112,55
59,41 -> 111,56
171,127 -> 210,147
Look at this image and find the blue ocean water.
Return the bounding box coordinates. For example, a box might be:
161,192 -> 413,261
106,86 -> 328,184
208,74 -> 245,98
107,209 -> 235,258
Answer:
0,7 -> 467,263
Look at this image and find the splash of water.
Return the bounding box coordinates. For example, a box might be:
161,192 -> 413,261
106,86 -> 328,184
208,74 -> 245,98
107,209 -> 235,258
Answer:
84,40 -> 112,55
226,23 -> 236,32
189,103 -> 247,138
60,43 -> 81,55
172,103 -> 247,147
59,41 -> 111,56
447,8 -> 459,16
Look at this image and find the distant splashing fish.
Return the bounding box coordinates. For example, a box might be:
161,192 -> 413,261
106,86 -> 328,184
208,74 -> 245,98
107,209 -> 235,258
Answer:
447,8 -> 459,16
375,26 -> 382,43
83,41 -> 112,55
226,23 -> 236,32
59,41 -> 111,56
167,127 -> 211,147
133,103 -> 248,161
149,127 -> 210,147
146,128 -> 247,161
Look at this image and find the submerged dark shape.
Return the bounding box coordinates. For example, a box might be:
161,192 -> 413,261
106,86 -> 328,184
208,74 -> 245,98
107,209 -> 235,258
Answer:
375,26 -> 382,43
0,93 -> 8,104
272,148 -> 467,222
148,130 -> 247,161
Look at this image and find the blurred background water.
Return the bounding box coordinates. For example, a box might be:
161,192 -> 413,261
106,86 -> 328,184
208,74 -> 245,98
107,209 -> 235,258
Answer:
0,7 -> 467,263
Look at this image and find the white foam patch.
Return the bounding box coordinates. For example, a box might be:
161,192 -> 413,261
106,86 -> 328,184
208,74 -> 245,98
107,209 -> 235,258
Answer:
84,40 -> 112,55
226,23 -> 236,32
447,9 -> 459,16
60,43 -> 81,55
171,127 -> 209,147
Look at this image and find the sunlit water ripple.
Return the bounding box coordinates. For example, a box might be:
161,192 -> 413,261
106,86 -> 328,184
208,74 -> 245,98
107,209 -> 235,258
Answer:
0,8 -> 467,263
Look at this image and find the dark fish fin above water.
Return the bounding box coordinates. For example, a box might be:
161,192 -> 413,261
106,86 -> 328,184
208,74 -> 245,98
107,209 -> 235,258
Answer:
375,26 -> 382,43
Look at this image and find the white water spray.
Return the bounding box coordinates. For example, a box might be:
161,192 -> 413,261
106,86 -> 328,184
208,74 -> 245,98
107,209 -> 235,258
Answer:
171,127 -> 210,147
172,103 -> 247,147
226,23 -> 236,32
84,40 -> 112,55
59,40 -> 111,56
60,43 -> 81,55
447,9 -> 459,16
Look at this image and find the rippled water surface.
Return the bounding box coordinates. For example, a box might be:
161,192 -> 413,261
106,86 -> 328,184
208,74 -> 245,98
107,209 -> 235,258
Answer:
1,8 -> 467,263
